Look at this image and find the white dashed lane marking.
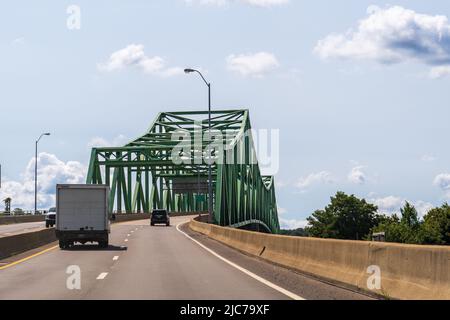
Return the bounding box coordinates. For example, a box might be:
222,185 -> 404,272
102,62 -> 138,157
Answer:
96,272 -> 108,280
113,256 -> 119,261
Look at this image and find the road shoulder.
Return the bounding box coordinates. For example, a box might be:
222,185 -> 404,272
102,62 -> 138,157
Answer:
180,222 -> 377,300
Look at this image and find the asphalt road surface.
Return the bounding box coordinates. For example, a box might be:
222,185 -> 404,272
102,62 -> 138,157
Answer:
0,221 -> 46,237
0,216 -> 374,300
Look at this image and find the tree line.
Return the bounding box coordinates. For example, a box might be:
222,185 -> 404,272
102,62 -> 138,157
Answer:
281,192 -> 449,245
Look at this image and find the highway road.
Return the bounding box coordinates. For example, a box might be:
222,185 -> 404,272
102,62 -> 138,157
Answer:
0,221 -> 45,237
0,216 -> 373,300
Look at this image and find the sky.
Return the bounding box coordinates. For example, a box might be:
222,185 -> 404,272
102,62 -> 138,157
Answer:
1,1 -> 450,229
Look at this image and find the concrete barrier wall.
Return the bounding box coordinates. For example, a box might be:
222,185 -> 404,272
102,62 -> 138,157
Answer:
114,213 -> 150,223
0,211 -> 197,225
0,215 -> 45,225
0,215 -> 151,260
0,228 -> 57,260
114,212 -> 198,223
190,219 -> 450,300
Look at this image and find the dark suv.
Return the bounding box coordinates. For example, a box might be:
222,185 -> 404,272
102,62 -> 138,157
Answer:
150,209 -> 170,226
45,207 -> 56,228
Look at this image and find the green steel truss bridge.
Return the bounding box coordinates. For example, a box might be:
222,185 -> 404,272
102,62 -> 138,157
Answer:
86,109 -> 280,233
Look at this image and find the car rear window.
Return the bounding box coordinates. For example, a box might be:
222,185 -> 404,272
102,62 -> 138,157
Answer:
152,210 -> 167,215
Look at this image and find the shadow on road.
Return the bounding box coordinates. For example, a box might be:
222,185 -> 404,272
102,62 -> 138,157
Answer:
63,244 -> 128,251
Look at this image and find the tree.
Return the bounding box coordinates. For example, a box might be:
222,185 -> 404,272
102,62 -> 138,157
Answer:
420,203 -> 450,245
372,212 -> 418,244
400,201 -> 420,229
306,209 -> 338,239
306,192 -> 379,240
372,202 -> 426,244
371,202 -> 450,245
3,197 -> 11,213
279,228 -> 309,237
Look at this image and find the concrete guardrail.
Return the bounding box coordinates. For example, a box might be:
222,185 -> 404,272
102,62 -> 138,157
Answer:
0,215 -> 45,225
0,213 -> 197,261
189,219 -> 450,300
0,228 -> 57,260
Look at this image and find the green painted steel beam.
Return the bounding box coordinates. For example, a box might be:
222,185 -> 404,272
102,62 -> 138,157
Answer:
86,109 -> 280,234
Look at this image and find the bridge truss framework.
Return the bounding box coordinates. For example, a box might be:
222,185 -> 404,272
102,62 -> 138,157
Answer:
86,109 -> 280,233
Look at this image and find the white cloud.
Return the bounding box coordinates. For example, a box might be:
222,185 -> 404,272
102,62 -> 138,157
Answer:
275,178 -> 287,188
98,44 -> 182,77
12,37 -> 25,46
0,153 -> 86,211
314,6 -> 450,73
279,218 -> 308,230
87,134 -> 129,149
370,196 -> 404,213
348,166 -> 367,185
277,207 -> 287,215
227,52 -> 280,77
414,200 -> 436,218
421,154 -> 437,162
160,67 -> 185,78
185,0 -> 288,7
429,66 -> 450,79
369,195 -> 434,218
296,171 -> 334,190
433,173 -> 450,192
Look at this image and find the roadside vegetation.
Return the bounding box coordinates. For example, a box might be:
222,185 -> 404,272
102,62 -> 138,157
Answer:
282,192 -> 449,245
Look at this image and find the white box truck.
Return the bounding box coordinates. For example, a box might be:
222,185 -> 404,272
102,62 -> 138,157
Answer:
56,184 -> 110,249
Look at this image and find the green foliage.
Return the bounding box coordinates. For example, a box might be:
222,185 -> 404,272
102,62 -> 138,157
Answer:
279,228 -> 309,237
306,192 -> 380,240
420,204 -> 450,245
372,202 -> 422,244
372,202 -> 449,245
304,192 -> 449,245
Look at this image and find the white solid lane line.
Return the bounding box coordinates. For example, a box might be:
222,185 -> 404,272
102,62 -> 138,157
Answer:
113,256 -> 119,261
176,222 -> 305,301
96,272 -> 108,280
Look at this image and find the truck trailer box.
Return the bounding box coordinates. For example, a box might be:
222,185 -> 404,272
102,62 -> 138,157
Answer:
56,184 -> 110,249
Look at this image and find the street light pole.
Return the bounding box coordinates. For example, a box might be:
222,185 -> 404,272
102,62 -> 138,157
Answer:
184,68 -> 213,224
207,81 -> 213,224
35,133 -> 50,215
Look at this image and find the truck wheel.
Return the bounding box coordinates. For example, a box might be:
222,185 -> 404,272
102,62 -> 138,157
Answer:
151,222 -> 154,226
166,222 -> 170,226
46,223 -> 49,228
59,241 -> 66,249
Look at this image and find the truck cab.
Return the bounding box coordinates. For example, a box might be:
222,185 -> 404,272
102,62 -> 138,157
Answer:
45,207 -> 56,228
